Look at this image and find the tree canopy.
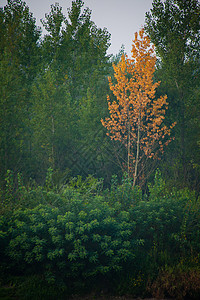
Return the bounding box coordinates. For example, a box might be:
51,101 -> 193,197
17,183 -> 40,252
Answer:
0,0 -> 199,191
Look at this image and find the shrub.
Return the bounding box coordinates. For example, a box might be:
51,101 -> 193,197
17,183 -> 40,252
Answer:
1,194 -> 138,293
104,173 -> 143,209
128,171 -> 200,287
148,262 -> 200,299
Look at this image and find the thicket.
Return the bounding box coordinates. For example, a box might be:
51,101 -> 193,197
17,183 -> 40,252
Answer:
0,170 -> 200,299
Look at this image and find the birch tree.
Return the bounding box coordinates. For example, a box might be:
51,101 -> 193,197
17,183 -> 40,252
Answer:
101,29 -> 175,186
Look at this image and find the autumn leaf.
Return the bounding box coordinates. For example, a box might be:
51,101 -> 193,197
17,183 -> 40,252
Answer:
101,28 -> 175,186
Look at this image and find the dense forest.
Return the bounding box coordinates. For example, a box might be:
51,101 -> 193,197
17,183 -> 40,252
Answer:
0,0 -> 200,299
0,0 -> 200,190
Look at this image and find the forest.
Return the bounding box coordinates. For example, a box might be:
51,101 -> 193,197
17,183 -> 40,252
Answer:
0,0 -> 200,299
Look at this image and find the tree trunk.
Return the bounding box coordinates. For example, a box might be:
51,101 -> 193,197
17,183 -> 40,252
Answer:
175,80 -> 186,183
127,99 -> 131,177
127,121 -> 130,177
51,115 -> 55,169
133,110 -> 141,187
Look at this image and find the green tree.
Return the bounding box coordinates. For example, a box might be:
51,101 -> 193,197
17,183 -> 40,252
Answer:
41,0 -> 111,97
0,0 -> 41,182
0,52 -> 25,176
31,67 -> 73,181
41,2 -> 65,65
1,0 -> 41,79
145,0 -> 200,190
40,0 -> 113,181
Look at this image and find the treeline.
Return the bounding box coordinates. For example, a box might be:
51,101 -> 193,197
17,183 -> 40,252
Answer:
0,0 -> 199,191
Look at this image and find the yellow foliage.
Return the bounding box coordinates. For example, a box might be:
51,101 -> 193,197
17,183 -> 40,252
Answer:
101,28 -> 175,182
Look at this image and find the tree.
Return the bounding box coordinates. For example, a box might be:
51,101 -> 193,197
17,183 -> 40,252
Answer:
0,51 -> 25,177
144,0 -> 200,189
0,0 -> 41,182
40,0 -> 112,181
30,67 -> 73,181
41,0 -> 111,99
41,2 -> 65,65
101,29 -> 175,186
1,0 -> 41,79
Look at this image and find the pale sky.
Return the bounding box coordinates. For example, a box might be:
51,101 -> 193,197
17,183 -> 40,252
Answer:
1,0 -> 153,55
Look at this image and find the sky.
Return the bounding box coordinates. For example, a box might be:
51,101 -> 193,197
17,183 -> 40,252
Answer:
1,0 -> 153,55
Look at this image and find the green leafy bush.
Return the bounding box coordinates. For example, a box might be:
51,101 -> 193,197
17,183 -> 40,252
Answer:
104,173 -> 143,209
128,171 -> 200,289
1,193 -> 138,293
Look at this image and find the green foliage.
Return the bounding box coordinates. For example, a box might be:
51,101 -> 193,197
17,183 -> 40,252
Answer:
0,0 -> 199,191
144,0 -> 200,190
0,0 -> 200,298
30,67 -> 73,179
67,174 -> 103,195
45,167 -> 54,191
0,170 -> 26,213
148,169 -> 167,201
0,0 -> 41,182
1,171 -> 200,298
126,171 -> 200,297
4,170 -> 14,204
104,173 -> 143,209
1,187 -> 137,293
15,275 -> 67,300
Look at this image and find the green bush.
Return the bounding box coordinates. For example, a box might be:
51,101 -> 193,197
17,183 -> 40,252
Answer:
1,193 -> 138,293
104,173 -> 143,209
127,171 -> 200,288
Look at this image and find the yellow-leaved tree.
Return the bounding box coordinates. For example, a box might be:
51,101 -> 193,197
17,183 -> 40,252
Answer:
101,29 -> 176,186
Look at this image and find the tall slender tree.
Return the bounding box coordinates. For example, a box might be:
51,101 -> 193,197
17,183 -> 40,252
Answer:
101,29 -> 175,186
40,0 -> 112,180
0,0 -> 41,182
31,67 -> 73,179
